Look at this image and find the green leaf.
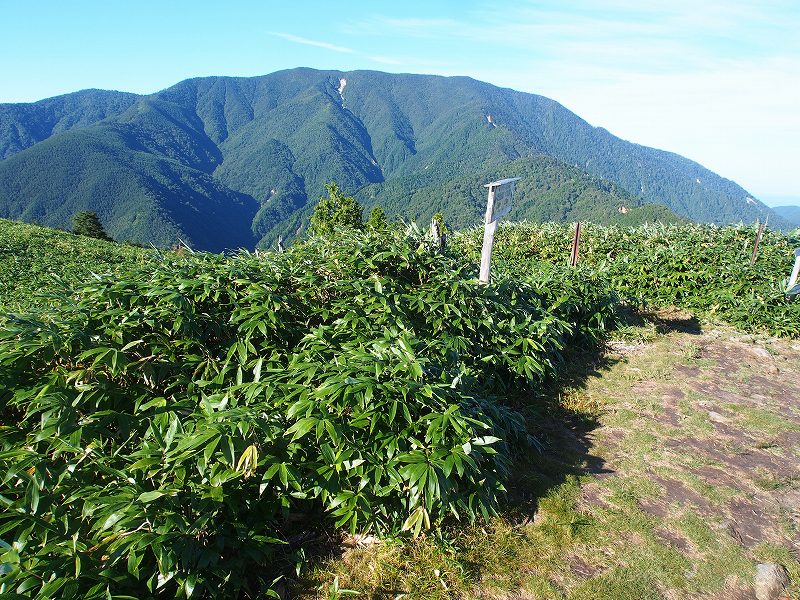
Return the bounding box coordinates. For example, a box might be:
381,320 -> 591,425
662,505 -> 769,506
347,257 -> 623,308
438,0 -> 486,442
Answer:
253,357 -> 264,382
138,490 -> 167,503
285,417 -> 317,441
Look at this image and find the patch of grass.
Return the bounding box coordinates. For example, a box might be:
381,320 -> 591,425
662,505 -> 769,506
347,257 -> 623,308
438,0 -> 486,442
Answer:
670,452 -> 720,470
461,518 -> 566,594
610,322 -> 659,345
303,537 -> 469,599
682,342 -> 702,360
520,575 -> 567,599
753,440 -> 780,450
621,365 -> 673,383
602,477 -> 662,518
676,398 -> 715,434
603,405 -> 646,428
674,513 -> 752,593
557,386 -> 606,417
724,404 -> 800,435
612,432 -> 665,472
776,509 -> 800,542
689,357 -> 717,369
567,565 -> 664,600
458,476 -> 588,595
679,472 -> 740,505
752,471 -> 800,491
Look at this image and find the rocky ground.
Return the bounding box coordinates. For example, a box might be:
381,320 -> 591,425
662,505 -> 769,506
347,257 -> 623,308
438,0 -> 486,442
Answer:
558,316 -> 799,599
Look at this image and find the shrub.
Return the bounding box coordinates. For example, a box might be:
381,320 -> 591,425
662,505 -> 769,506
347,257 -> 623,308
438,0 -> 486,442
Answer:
366,206 -> 388,231
0,227 -> 615,598
452,222 -> 800,337
309,183 -> 363,236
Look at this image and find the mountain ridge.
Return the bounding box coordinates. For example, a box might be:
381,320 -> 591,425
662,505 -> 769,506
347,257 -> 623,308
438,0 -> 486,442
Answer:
0,68 -> 786,250
773,205 -> 800,228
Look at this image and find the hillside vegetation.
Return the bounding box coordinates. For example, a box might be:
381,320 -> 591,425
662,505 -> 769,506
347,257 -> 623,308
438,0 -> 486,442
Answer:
454,222 -> 800,337
0,226 -> 616,598
304,322 -> 800,599
774,205 -> 800,227
360,155 -> 687,232
1,219 -> 798,598
0,69 -> 784,251
0,218 -> 149,311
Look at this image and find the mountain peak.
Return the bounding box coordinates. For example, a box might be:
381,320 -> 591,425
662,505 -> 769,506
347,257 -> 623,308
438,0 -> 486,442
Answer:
0,69 -> 786,250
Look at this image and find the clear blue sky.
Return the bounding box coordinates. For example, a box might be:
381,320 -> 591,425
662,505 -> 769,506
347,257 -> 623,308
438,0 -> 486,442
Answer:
2,0 -> 798,205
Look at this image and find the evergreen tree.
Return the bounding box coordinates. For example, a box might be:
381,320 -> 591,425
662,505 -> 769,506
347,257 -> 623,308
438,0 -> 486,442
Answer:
366,205 -> 388,231
309,183 -> 363,236
72,211 -> 112,241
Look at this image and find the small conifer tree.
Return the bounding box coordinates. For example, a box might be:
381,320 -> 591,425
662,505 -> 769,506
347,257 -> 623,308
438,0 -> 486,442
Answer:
309,183 -> 363,236
72,211 -> 112,241
366,205 -> 388,231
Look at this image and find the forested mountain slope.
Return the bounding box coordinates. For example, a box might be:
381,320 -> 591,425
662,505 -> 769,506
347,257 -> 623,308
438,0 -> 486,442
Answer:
0,68 -> 782,250
773,205 -> 800,227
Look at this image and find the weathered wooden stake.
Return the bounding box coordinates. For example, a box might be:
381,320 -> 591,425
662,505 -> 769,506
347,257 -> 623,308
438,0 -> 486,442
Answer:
478,177 -> 519,285
430,218 -> 445,251
789,248 -> 800,288
750,222 -> 765,266
570,222 -> 582,267
479,219 -> 498,284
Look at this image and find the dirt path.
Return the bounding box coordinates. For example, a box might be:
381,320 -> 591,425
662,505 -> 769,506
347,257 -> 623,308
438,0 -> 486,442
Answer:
563,321 -> 800,599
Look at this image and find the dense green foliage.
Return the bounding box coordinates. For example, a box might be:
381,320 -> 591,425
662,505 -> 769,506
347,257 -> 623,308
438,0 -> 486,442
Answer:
0,69 -> 784,251
0,218 -> 147,311
454,222 -> 800,336
308,183 -> 364,236
0,89 -> 139,160
0,124 -> 259,253
362,155 -> 688,231
366,205 -> 388,231
72,211 -> 112,241
0,226 -> 616,598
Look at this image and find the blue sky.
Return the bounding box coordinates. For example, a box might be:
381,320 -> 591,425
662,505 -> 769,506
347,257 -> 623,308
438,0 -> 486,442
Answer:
2,0 -> 798,205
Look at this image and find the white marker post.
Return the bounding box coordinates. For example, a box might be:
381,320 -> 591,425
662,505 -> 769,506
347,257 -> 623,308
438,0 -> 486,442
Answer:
788,248 -> 800,291
478,177 -> 519,285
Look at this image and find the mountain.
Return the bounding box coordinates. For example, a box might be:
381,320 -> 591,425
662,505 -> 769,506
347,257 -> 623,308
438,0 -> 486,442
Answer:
0,68 -> 785,250
773,206 -> 800,228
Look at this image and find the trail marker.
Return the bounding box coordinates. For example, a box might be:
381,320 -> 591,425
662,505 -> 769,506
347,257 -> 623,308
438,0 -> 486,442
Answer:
479,177 -> 519,285
570,222 -> 582,267
787,248 -> 800,298
430,217 -> 445,251
750,220 -> 765,266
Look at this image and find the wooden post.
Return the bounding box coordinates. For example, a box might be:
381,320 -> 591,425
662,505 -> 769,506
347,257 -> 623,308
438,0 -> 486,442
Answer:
789,248 -> 800,288
479,219 -> 498,285
478,177 -> 519,285
570,222 -> 582,267
750,222 -> 765,266
431,218 -> 444,251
